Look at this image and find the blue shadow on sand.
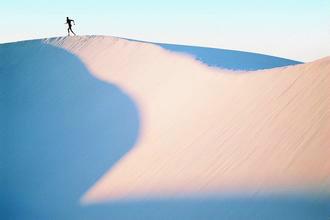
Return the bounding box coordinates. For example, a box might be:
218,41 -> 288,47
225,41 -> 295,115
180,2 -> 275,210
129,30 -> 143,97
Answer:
121,37 -> 302,70
157,43 -> 302,71
0,40 -> 140,219
0,40 -> 328,220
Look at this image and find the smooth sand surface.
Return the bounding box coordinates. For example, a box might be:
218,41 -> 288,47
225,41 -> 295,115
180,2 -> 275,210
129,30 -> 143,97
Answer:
46,36 -> 330,204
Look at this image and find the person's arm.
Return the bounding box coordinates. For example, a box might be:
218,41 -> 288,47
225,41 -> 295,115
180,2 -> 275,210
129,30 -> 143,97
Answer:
72,20 -> 75,25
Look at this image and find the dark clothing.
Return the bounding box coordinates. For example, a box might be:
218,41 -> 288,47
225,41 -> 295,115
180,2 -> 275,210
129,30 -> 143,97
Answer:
67,19 -> 74,26
66,17 -> 76,36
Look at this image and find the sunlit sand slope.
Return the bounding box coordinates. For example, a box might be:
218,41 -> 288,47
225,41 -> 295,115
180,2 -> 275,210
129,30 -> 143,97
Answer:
46,36 -> 330,204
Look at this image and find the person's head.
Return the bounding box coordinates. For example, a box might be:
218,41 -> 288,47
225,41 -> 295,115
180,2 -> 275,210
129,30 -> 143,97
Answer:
66,17 -> 69,20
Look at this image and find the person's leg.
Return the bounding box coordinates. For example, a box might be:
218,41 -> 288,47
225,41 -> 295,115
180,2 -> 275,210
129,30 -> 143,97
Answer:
67,28 -> 70,36
69,27 -> 76,35
69,27 -> 76,36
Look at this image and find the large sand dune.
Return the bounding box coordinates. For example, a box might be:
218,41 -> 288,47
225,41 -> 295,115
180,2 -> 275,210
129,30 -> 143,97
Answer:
1,36 -> 329,219
44,36 -> 330,203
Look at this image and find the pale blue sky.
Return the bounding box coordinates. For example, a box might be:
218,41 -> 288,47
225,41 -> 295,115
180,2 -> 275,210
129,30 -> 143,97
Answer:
1,0 -> 329,61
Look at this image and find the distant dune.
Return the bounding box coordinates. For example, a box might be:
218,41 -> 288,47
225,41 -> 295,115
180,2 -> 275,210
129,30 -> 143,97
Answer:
1,36 -> 329,219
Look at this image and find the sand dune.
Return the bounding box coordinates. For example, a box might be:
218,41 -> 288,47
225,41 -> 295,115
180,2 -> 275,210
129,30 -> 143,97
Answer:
44,36 -> 330,203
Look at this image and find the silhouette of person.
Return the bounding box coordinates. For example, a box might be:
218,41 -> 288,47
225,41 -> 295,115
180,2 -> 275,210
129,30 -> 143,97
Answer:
65,17 -> 76,36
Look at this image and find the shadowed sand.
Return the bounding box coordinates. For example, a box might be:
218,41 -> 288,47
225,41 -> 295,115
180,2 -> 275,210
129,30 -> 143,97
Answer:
45,36 -> 330,203
0,39 -> 140,219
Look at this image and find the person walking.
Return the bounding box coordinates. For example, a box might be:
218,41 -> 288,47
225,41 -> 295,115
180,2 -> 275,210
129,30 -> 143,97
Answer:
65,17 -> 76,36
